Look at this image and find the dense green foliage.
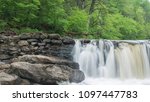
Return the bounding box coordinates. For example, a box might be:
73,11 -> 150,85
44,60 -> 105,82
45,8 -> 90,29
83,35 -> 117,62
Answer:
0,0 -> 150,39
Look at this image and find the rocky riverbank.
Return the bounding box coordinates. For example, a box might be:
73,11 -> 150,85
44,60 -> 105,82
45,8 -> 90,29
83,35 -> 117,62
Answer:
0,33 -> 85,85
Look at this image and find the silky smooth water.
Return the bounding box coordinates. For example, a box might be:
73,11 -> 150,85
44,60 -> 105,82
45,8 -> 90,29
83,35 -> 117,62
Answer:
72,40 -> 150,84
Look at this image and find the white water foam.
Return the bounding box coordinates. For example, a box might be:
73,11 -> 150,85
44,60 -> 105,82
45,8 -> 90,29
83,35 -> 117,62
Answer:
72,40 -> 150,85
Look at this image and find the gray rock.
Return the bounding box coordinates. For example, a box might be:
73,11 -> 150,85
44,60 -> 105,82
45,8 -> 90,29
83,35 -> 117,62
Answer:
50,40 -> 62,45
43,39 -> 51,43
18,40 -> 29,46
31,42 -> 38,46
0,72 -> 21,85
69,69 -> 85,83
27,39 -> 38,43
13,55 -> 79,69
31,33 -> 42,39
20,79 -> 31,85
81,39 -> 91,44
62,37 -> 75,45
10,42 -> 15,46
0,64 -> 10,70
40,34 -> 48,39
0,55 -> 11,60
9,47 -> 18,51
38,43 -> 46,46
0,39 -> 4,43
21,46 -> 30,52
19,33 -> 32,40
9,62 -> 72,84
30,46 -> 38,51
48,34 -> 61,40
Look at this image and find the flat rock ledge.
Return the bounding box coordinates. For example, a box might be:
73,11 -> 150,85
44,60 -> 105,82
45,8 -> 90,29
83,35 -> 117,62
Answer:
0,55 -> 85,85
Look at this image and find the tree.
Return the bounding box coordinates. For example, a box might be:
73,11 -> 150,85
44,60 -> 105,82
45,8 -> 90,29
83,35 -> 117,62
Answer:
64,8 -> 88,34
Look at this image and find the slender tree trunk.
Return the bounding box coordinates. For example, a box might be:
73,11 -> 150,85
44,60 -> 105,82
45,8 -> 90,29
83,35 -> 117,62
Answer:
76,0 -> 86,9
89,0 -> 96,15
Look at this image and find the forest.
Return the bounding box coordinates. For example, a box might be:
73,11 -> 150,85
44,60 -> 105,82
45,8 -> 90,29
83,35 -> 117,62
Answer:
0,0 -> 150,39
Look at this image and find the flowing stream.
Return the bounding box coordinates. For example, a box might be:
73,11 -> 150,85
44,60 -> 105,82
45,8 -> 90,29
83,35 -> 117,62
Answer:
72,40 -> 150,85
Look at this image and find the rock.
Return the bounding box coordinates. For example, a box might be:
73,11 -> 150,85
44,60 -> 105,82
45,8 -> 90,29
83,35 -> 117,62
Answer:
9,47 -> 18,51
50,40 -> 62,45
43,39 -> 51,43
21,46 -> 30,52
69,69 -> 85,83
0,54 -> 11,60
40,34 -> 48,39
13,55 -> 79,69
19,33 -> 32,40
27,39 -> 38,43
20,79 -> 31,85
9,62 -> 72,84
10,42 -> 15,46
38,46 -> 45,50
0,39 -> 4,43
31,42 -> 38,46
30,46 -> 38,51
0,72 -> 21,85
12,36 -> 20,42
0,45 -> 9,52
48,34 -> 61,40
9,50 -> 19,55
62,37 -> 75,45
81,39 -> 91,44
8,47 -> 20,55
31,33 -> 41,39
18,40 -> 29,46
20,52 -> 26,56
38,43 -> 46,46
0,64 -> 10,70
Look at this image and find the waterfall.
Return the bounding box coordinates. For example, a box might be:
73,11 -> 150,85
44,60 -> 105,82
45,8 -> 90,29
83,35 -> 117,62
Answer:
72,40 -> 150,84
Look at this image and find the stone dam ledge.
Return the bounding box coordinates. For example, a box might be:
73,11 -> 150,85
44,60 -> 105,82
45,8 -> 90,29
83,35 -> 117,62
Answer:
0,33 -> 85,85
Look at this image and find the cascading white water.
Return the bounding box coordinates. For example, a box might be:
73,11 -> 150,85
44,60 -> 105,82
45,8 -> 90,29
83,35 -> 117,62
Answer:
72,40 -> 150,84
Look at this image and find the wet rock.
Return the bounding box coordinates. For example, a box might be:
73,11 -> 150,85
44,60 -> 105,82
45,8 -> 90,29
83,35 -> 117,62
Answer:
69,69 -> 85,83
62,37 -> 75,45
81,39 -> 91,44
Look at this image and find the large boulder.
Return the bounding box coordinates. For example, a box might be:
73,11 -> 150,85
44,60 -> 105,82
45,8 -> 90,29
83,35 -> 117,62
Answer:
12,55 -> 79,69
69,69 -> 85,83
0,72 -> 21,85
8,62 -> 80,84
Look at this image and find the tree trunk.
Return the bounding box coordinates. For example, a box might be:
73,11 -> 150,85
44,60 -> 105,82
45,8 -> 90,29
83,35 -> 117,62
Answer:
89,0 -> 96,15
76,0 -> 86,9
